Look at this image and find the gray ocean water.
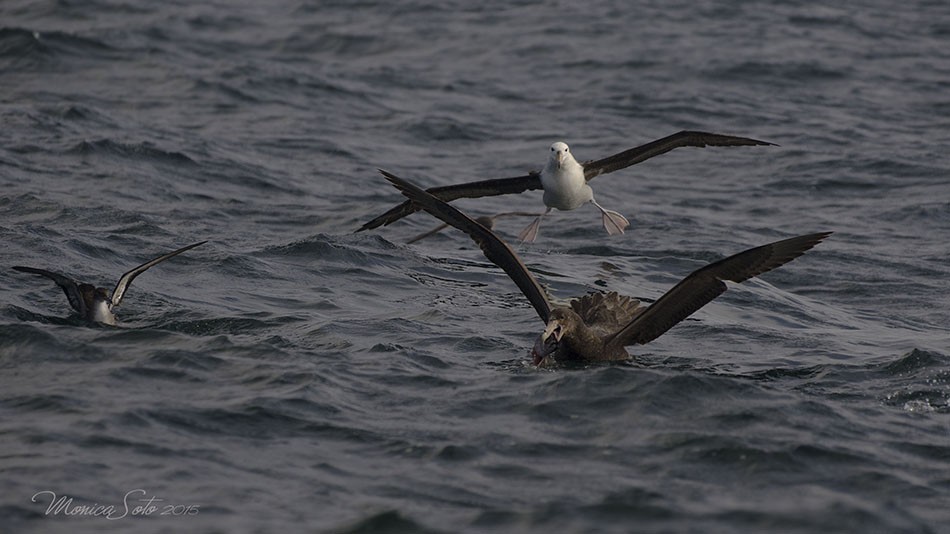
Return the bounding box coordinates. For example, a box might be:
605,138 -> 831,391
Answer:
2,1 -> 949,532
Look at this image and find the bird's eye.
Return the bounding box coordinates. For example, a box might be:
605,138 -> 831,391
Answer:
565,147 -> 569,152
551,147 -> 555,151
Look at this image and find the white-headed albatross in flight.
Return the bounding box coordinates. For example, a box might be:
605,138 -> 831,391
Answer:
381,170 -> 829,367
13,241 -> 206,325
362,130 -> 776,242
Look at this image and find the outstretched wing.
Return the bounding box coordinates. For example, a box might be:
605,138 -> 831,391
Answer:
582,130 -> 775,181
381,170 -> 553,324
358,173 -> 541,231
111,241 -> 207,307
12,266 -> 87,315
360,131 -> 773,231
604,232 -> 831,349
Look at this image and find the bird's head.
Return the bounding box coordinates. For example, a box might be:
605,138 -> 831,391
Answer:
89,286 -> 114,308
531,307 -> 576,366
96,287 -> 113,304
548,142 -> 571,170
78,284 -> 111,306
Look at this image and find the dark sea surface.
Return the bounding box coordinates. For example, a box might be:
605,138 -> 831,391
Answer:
2,1 -> 949,532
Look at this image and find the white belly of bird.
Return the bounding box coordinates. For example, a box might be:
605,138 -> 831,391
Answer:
90,300 -> 117,326
541,168 -> 592,211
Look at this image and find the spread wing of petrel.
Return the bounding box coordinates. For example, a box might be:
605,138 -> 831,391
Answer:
11,266 -> 87,315
110,241 -> 208,306
602,232 -> 832,351
360,131 -> 775,231
381,170 -> 553,323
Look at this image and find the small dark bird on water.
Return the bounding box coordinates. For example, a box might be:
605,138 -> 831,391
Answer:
13,241 -> 207,325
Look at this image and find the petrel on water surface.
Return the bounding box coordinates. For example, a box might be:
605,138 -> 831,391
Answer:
13,241 -> 207,325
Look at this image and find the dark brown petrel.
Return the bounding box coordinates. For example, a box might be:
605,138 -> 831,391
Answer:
382,170 -> 829,367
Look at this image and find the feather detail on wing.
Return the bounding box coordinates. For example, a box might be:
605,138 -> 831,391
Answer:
12,266 -> 87,315
111,241 -> 207,306
583,130 -> 775,181
604,232 -> 831,350
569,292 -> 643,334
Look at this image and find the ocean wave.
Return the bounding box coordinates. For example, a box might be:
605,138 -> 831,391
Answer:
67,138 -> 196,166
0,27 -> 119,67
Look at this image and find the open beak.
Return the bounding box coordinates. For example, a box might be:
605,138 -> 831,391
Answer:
531,320 -> 563,365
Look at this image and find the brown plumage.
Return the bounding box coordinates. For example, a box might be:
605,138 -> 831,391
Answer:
360,131 -> 775,232
382,170 -> 830,367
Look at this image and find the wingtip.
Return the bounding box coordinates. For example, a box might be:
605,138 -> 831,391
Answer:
355,169 -> 406,232
777,231 -> 834,259
814,230 -> 834,246
11,265 -> 47,275
809,230 -> 834,243
379,169 -> 408,193
743,137 -> 778,147
381,171 -> 418,197
735,135 -> 779,147
791,230 -> 832,245
183,240 -> 209,251
725,134 -> 779,148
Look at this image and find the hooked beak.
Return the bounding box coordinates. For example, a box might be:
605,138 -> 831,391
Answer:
531,320 -> 563,365
555,151 -> 563,169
